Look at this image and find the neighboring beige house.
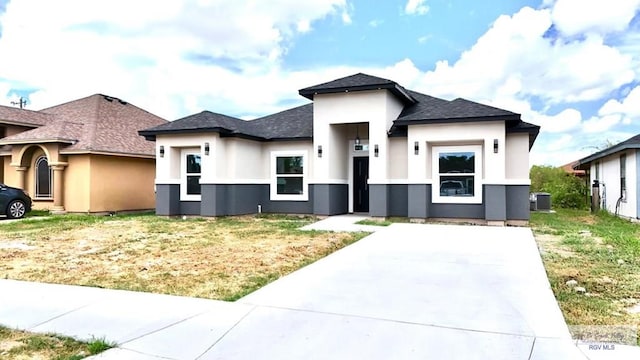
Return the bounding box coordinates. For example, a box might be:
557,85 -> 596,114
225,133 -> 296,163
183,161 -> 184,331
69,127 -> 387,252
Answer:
0,94 -> 167,213
141,73 -> 540,225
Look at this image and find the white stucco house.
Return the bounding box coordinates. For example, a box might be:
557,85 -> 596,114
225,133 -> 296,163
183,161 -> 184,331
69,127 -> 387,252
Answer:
139,73 -> 540,224
576,134 -> 640,219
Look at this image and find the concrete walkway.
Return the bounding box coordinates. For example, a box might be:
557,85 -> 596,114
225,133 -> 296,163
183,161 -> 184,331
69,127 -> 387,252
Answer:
1,218 -> 638,359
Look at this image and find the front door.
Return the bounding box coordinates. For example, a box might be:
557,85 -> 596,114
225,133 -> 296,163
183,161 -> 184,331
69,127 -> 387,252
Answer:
353,157 -> 369,212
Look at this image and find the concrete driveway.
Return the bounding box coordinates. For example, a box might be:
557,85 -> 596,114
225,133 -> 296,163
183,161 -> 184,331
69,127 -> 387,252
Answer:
1,222 -> 595,359
217,223 -> 583,360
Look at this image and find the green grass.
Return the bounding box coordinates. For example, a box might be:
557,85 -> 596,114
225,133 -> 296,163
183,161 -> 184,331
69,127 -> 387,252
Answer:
26,209 -> 51,217
1,213 -> 365,300
355,219 -> 393,226
530,209 -> 640,344
221,228 -> 369,301
0,326 -> 114,359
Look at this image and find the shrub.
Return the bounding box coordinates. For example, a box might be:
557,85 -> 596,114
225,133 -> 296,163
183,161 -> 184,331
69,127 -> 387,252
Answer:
530,165 -> 588,209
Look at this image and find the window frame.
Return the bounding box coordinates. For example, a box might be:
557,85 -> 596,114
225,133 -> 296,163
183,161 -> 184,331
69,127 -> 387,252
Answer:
432,145 -> 483,204
180,149 -> 201,201
34,155 -> 53,199
270,150 -> 308,201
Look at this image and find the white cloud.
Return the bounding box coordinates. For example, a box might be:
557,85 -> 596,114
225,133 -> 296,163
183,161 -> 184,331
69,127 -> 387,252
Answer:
297,20 -> 311,33
0,0 -> 638,169
417,35 -> 431,44
599,85 -> 640,123
583,114 -> 623,133
405,0 -> 429,15
547,134 -> 573,151
0,0 -> 350,119
369,19 -> 383,28
341,10 -> 352,24
416,7 -> 635,105
532,108 -> 583,133
551,0 -> 640,36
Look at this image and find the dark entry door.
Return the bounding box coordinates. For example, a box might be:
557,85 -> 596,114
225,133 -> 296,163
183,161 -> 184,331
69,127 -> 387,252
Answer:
353,157 -> 369,212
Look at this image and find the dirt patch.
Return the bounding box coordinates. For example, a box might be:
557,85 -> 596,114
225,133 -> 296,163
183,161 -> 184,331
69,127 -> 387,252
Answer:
0,340 -> 22,352
534,233 -> 574,258
0,215 -> 363,300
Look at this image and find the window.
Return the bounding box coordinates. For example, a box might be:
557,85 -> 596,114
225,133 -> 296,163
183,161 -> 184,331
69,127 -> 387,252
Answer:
271,151 -> 308,201
181,150 -> 201,200
35,156 -> 52,198
432,145 -> 482,203
620,154 -> 626,202
595,161 -> 600,181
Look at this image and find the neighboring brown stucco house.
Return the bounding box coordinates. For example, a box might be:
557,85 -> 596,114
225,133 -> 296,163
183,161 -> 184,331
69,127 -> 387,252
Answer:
560,161 -> 586,178
0,94 -> 167,213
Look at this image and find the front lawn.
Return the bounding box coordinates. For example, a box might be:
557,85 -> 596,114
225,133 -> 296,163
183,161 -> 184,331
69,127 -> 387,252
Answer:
530,209 -> 640,344
0,213 -> 366,301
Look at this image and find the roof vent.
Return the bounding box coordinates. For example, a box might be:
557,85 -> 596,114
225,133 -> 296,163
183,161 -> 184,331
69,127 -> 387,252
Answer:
102,95 -> 114,102
118,99 -> 128,105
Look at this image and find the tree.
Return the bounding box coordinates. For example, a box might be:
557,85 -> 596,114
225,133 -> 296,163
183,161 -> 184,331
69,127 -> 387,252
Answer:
530,165 -> 588,209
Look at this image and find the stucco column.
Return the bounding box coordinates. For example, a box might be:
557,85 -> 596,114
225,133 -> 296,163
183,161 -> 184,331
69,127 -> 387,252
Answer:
11,166 -> 28,190
51,164 -> 67,214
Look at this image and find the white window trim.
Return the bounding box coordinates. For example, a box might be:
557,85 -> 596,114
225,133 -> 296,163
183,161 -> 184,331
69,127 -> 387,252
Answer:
270,150 -> 308,201
432,145 -> 483,204
181,148 -> 201,201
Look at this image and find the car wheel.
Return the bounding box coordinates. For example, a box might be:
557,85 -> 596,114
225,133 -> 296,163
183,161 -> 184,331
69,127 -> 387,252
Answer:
7,200 -> 26,219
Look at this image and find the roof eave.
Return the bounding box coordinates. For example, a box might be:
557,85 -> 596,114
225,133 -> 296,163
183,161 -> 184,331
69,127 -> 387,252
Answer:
394,114 -> 521,126
0,120 -> 44,128
299,83 -> 416,105
59,149 -> 156,159
138,127 -> 234,141
264,136 -> 313,142
0,138 -> 76,146
577,144 -> 640,168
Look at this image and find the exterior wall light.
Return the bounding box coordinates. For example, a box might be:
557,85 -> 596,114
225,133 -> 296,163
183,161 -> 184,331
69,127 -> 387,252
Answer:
374,144 -> 379,157
204,142 -> 210,156
493,139 -> 498,154
318,145 -> 323,158
414,141 -> 419,155
159,145 -> 165,158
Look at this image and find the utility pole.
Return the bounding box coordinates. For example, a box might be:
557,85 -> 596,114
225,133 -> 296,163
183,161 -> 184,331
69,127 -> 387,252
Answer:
11,97 -> 27,109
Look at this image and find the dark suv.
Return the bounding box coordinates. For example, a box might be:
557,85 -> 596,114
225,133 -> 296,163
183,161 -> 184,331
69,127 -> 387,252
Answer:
0,184 -> 32,218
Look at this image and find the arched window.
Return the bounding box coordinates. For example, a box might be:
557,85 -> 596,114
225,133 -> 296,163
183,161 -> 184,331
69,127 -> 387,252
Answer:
35,156 -> 52,198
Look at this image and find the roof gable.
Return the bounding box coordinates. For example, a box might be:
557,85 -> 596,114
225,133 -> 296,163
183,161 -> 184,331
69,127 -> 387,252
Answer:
298,73 -> 416,105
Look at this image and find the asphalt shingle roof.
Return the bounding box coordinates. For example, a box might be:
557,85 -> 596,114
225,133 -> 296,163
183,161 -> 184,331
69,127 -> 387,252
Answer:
0,105 -> 54,127
249,104 -> 313,139
396,96 -> 519,123
140,73 -> 537,146
140,104 -> 313,141
576,134 -> 640,169
298,73 -> 416,105
139,110 -> 249,135
0,94 -> 168,156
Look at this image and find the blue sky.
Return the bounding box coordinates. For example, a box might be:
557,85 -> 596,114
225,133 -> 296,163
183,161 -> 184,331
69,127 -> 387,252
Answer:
0,0 -> 639,166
